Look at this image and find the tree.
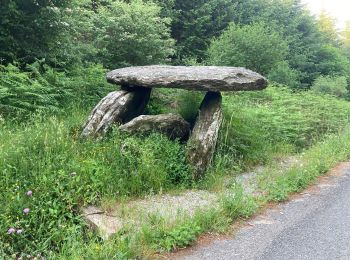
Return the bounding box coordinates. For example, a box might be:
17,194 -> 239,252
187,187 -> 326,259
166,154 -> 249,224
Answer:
207,23 -> 289,75
341,21 -> 350,59
317,10 -> 339,45
0,0 -> 72,66
91,0 -> 175,69
170,0 -> 237,62
204,0 -> 338,87
313,45 -> 350,78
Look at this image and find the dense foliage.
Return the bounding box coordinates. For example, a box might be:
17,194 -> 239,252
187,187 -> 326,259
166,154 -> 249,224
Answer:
208,23 -> 289,75
0,112 -> 191,255
90,0 -> 175,68
0,0 -> 71,65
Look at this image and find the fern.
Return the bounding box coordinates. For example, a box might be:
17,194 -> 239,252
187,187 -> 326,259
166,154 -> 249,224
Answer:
0,63 -> 67,117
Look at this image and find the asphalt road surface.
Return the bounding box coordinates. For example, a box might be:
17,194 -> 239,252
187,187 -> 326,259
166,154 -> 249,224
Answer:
177,163 -> 350,260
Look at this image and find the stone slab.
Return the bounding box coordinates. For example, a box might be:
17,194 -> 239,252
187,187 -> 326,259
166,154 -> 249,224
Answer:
107,65 -> 267,92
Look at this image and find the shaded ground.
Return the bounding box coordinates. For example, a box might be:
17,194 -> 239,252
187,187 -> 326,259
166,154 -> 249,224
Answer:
172,162 -> 350,260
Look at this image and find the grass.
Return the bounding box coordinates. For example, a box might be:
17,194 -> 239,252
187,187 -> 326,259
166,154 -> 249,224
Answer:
262,127 -> 350,201
0,109 -> 192,257
1,85 -> 350,258
217,85 -> 350,168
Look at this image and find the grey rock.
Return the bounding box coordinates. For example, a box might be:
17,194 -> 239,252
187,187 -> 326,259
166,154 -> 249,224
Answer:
81,88 -> 151,138
186,92 -> 223,179
119,113 -> 190,140
82,190 -> 219,239
82,206 -> 123,240
107,65 -> 267,92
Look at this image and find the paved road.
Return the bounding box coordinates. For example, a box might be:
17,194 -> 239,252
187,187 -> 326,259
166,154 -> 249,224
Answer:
177,163 -> 350,260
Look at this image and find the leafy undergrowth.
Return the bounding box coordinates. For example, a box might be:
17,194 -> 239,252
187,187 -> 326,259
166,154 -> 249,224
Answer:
0,63 -> 114,118
1,86 -> 350,258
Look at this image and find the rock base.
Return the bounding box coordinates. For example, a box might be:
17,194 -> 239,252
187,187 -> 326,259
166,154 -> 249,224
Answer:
119,113 -> 190,140
186,92 -> 223,179
81,87 -> 151,138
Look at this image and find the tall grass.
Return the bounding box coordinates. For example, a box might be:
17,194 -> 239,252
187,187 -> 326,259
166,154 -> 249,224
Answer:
216,85 -> 350,168
0,109 -> 191,256
264,127 -> 350,201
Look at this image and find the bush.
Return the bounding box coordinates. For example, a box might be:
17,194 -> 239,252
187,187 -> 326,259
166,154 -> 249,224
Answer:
268,61 -> 300,89
0,63 -> 114,118
92,0 -> 175,69
207,23 -> 288,75
310,75 -> 348,98
45,63 -> 114,108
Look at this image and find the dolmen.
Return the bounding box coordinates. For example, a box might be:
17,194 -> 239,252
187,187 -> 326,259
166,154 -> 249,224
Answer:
81,65 -> 267,178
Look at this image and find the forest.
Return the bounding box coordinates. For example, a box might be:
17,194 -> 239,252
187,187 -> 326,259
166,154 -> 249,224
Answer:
1,0 -> 350,258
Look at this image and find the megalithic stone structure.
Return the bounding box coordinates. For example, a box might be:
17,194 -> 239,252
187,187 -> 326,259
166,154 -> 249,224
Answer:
82,65 -> 267,177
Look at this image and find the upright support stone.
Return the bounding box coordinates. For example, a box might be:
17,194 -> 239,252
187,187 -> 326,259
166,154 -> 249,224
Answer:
186,92 -> 223,179
81,87 -> 151,138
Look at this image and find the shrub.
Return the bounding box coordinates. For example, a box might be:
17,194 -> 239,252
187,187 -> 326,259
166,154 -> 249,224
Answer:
45,63 -> 115,108
0,63 -> 114,117
310,75 -> 348,98
207,23 -> 288,75
92,0 -> 175,69
268,61 -> 300,89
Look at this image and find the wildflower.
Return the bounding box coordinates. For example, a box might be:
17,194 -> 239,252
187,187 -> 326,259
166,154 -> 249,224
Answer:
26,190 -> 33,196
23,208 -> 30,214
70,172 -> 77,176
16,229 -> 23,234
7,228 -> 15,234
